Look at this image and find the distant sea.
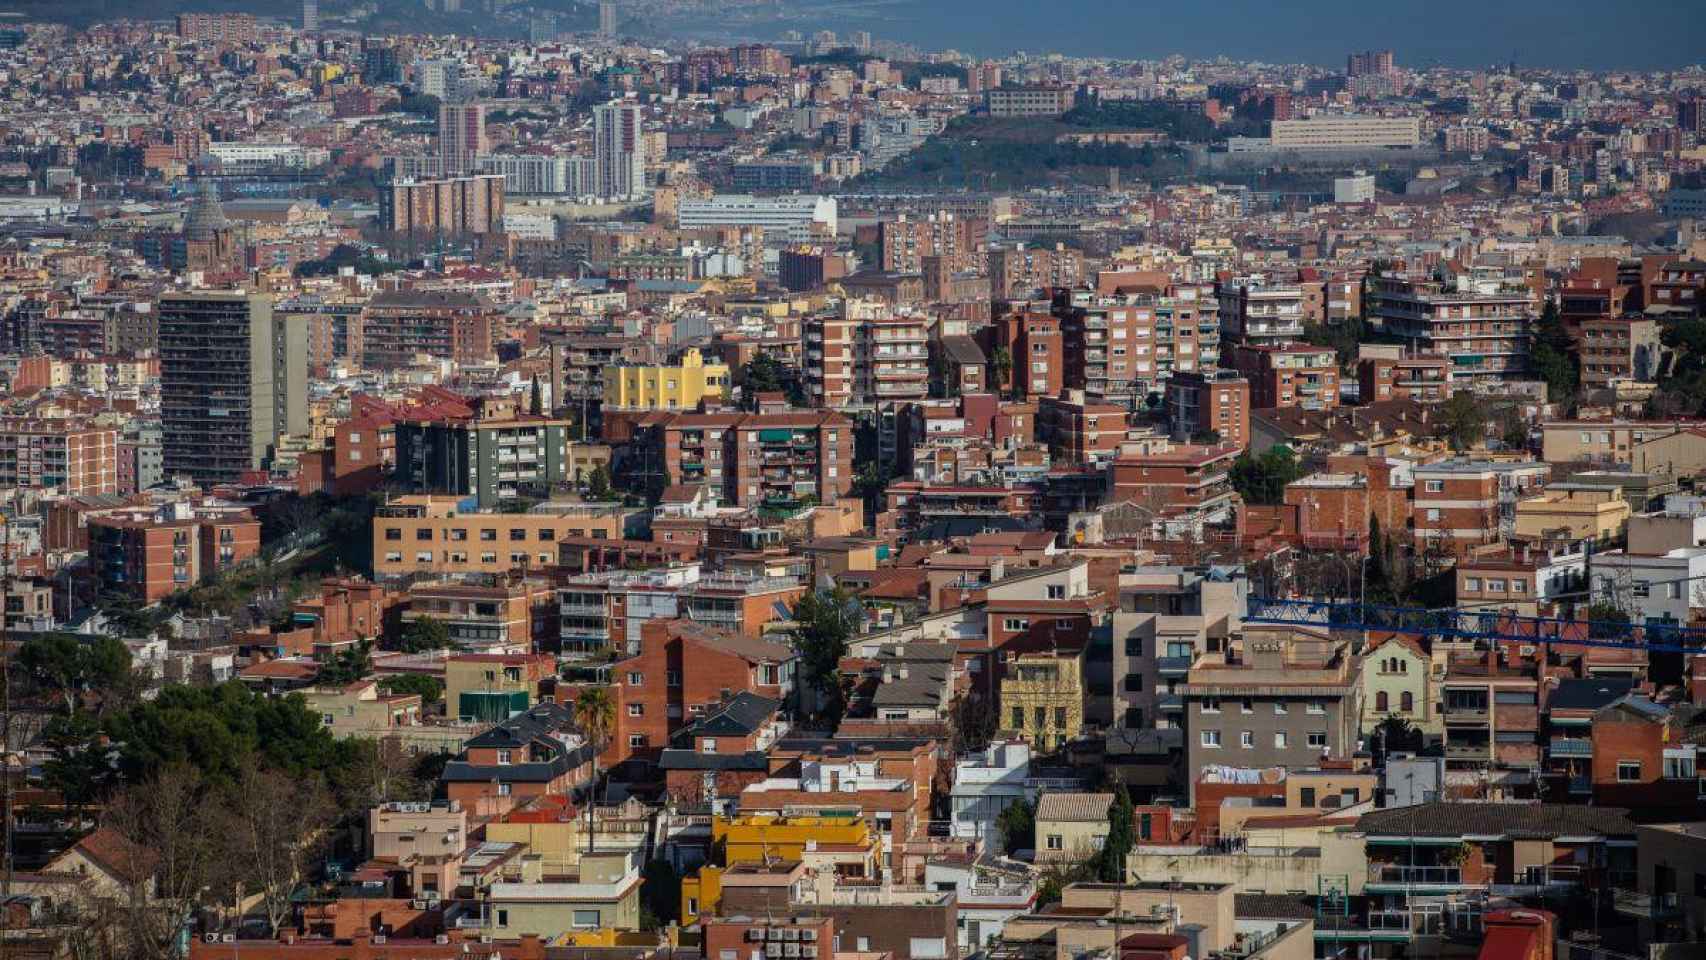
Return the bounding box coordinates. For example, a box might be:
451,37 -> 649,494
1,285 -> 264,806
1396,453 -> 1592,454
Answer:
656,0 -> 1706,71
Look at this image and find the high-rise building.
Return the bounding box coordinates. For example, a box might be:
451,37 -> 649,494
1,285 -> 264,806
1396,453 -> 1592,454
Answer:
598,1 -> 618,37
1347,49 -> 1395,77
159,292 -> 307,487
302,0 -> 317,32
592,101 -> 646,200
382,174 -> 506,235
438,102 -> 486,176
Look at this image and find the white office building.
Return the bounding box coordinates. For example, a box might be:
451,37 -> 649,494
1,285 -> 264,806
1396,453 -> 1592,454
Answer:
1334,173 -> 1376,203
677,194 -> 837,243
478,154 -> 598,196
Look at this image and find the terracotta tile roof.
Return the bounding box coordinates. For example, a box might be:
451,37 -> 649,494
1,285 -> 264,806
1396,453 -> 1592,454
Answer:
1035,792 -> 1114,823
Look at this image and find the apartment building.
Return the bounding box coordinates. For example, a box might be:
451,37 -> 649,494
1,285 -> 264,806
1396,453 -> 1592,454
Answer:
1166,371 -> 1251,447
987,244 -> 1087,300
360,289 -> 495,370
1512,484 -> 1629,542
1107,438 -> 1241,526
1355,345 -> 1452,403
444,652 -> 555,723
1455,541 -> 1587,618
879,213 -> 982,274
1411,459 -> 1550,557
858,315 -> 931,405
1052,287 -> 1219,405
0,420 -> 117,495
1268,115 -> 1421,150
1440,649 -> 1547,769
1111,565 -> 1245,731
159,291 -> 307,487
1181,629 -> 1362,800
991,310 -> 1064,400
372,495 -> 641,580
804,312 -> 858,408
602,347 -> 731,413
1360,634 -> 1438,739
381,174 -> 506,235
1216,281 -> 1305,346
1226,342 -> 1339,410
87,502 -> 262,603
1033,793 -> 1113,863
1037,391 -> 1129,464
1365,274 -> 1536,385
402,576 -> 557,653
677,194 -> 836,242
393,403 -> 572,509
1539,419 -> 1692,466
607,618 -> 796,765
649,410 -> 854,508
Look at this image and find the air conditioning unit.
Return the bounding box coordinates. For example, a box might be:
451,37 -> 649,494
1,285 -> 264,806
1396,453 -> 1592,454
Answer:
437,935 -> 451,945
748,929 -> 765,942
373,936 -> 387,945
785,929 -> 801,941
412,899 -> 428,910
768,928 -> 783,941
800,930 -> 818,942
803,948 -> 818,957
221,935 -> 236,943
204,934 -> 220,944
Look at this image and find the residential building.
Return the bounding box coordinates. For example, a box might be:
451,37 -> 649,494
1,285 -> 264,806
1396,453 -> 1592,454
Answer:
0,420 -> 118,495
1411,459 -> 1550,557
443,653 -> 555,723
1455,541 -> 1588,617
607,618 -> 797,765
1216,281 -> 1305,346
373,495 -> 641,580
986,86 -> 1075,118
87,502 -> 262,602
360,289 -> 495,370
382,174 -> 506,235
649,410 -> 854,508
442,703 -> 596,805
1166,370 -> 1250,447
1033,793 -> 1112,862
988,245 -> 1086,300
1000,646 -> 1086,751
602,348 -> 731,413
1512,484 -> 1629,543
1226,343 -> 1339,410
403,576 -> 557,653
1439,648 -> 1546,770
593,101 -> 647,200
438,102 -> 486,176
1111,564 -> 1246,731
1180,627 -> 1363,798
159,292 -> 307,486
1356,345 -> 1451,403
394,403 -> 572,509
1360,635 -> 1438,740
1267,115 -> 1421,150
1037,391 -> 1128,464
1365,274 -> 1536,385
482,850 -> 642,936
1107,438 -> 1241,530
1539,419 -> 1693,466
880,214 -> 981,274
1589,547 -> 1706,626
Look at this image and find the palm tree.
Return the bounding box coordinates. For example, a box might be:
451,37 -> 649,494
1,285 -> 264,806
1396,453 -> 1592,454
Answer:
573,686 -> 617,849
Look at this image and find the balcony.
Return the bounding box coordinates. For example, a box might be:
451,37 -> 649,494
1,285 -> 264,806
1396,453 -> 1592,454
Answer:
1156,694 -> 1183,712
1366,865 -> 1468,891
1614,889 -> 1682,919
1445,741 -> 1491,760
1156,656 -> 1192,675
560,602 -> 607,618
1443,705 -> 1489,724
1548,737 -> 1592,759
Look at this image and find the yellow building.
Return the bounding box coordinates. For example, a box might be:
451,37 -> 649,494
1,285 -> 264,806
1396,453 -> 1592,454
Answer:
714,814 -> 878,866
1000,647 -> 1086,751
1359,634 -> 1439,739
484,807 -> 582,874
1513,483 -> 1629,543
603,348 -> 730,412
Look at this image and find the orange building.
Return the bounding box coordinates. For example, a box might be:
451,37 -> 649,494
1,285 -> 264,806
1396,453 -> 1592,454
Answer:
87,504 -> 261,602
0,420 -> 118,495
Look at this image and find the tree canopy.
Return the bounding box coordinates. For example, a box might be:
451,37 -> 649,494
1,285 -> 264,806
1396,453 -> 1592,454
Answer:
789,588 -> 861,725
1230,445 -> 1304,505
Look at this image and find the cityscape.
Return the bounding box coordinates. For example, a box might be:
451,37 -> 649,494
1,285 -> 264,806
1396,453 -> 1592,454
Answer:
0,2 -> 1704,959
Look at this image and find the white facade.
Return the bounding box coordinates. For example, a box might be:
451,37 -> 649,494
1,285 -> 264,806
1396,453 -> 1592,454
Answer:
1270,115 -> 1422,150
205,142 -> 319,171
479,154 -> 597,196
948,741 -> 1032,841
1334,174 -> 1376,204
1590,547 -> 1706,625
593,101 -> 647,201
677,194 -> 837,244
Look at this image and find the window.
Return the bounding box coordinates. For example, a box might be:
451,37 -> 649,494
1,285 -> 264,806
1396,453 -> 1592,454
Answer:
496,749 -> 512,765
1241,698 -> 1254,714
1376,691 -> 1389,712
1241,731 -> 1254,749
628,704 -> 643,717
1046,834 -> 1063,850
1464,578 -> 1481,591
1617,761 -> 1642,782
1307,732 -> 1328,749
1125,636 -> 1142,657
416,529 -> 432,541
1012,707 -> 1023,728
1664,755 -> 1696,779
497,783 -> 512,797
1033,707 -> 1046,729
1401,691 -> 1414,712
666,670 -> 682,686
385,528 -> 402,541
1047,585 -> 1066,599
1274,702 -> 1287,715
1201,699 -> 1221,714
628,672 -> 643,685
497,909 -> 509,928
480,529 -> 497,542
1274,732 -> 1289,748
1123,673 -> 1143,692
1300,787 -> 1316,806
1425,479 -> 1443,493
573,910 -> 601,929
628,734 -> 647,748
510,529 -> 527,541
1307,700 -> 1325,715
1426,508 -> 1441,522
701,738 -> 718,753
1003,618 -> 1029,631
909,939 -> 948,960
1201,729 -> 1222,748
1054,707 -> 1067,728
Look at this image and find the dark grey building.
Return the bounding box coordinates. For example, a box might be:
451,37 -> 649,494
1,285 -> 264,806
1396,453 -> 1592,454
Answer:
159,292 -> 306,486
394,409 -> 572,508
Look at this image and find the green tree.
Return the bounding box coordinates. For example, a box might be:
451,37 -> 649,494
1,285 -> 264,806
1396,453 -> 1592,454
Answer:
788,588 -> 861,725
19,633 -> 132,715
574,687 -> 616,759
1585,601 -> 1631,640
996,797 -> 1035,855
40,711 -> 115,818
317,640 -> 373,685
1374,714 -> 1424,756
586,464 -> 615,501
380,674 -> 444,705
741,352 -> 804,407
529,375 -> 544,416
1440,391 -> 1488,452
1229,445 -> 1304,505
1530,301 -> 1579,403
1093,787 -> 1134,882
640,859 -> 681,928
991,346 -> 1012,398
398,617 -> 452,654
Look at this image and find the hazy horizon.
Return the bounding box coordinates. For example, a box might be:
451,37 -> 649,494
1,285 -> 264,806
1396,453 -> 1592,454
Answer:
663,0 -> 1706,71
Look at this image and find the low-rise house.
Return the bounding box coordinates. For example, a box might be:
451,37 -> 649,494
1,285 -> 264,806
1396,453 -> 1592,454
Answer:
441,703 -> 596,807
481,849 -> 643,937
1033,792 -> 1113,863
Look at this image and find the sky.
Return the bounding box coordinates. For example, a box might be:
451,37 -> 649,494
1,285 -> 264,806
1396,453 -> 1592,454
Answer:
733,0 -> 1706,70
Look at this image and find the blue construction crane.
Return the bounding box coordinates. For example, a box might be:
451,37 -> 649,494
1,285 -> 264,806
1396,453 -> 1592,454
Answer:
1242,596 -> 1706,655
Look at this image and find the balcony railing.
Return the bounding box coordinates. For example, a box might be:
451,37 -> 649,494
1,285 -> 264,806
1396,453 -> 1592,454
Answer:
1368,864 -> 1465,887
1549,738 -> 1592,759
1156,656 -> 1192,675
1445,742 -> 1491,760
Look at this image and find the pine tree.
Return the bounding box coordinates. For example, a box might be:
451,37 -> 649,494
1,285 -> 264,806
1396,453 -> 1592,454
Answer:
1096,785 -> 1135,883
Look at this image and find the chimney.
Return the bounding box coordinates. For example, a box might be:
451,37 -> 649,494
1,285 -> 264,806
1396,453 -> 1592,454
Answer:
898,664 -> 909,680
